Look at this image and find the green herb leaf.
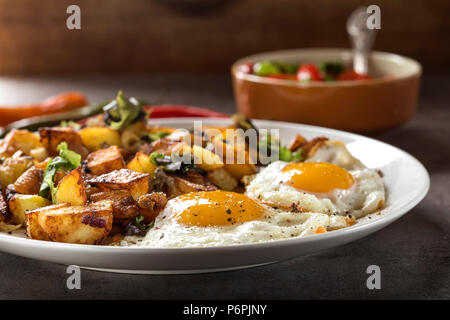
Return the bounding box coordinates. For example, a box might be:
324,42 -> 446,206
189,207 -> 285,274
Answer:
148,131 -> 170,142
39,142 -> 81,202
57,142 -> 81,168
60,120 -> 81,129
124,214 -> 153,236
149,152 -> 165,166
258,133 -> 303,163
104,91 -> 143,130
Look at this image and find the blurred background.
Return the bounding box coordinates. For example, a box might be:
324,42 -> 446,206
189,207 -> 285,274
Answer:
0,0 -> 448,75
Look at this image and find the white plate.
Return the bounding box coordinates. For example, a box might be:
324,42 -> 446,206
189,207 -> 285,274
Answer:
0,118 -> 430,274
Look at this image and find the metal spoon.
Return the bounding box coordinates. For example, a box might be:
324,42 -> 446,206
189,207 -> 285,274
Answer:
346,6 -> 378,74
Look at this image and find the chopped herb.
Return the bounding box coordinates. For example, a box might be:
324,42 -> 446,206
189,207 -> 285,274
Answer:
39,142 -> 81,202
124,214 -> 153,236
148,131 -> 170,142
60,120 -> 81,129
104,91 -> 144,130
149,152 -> 165,166
258,133 -> 303,163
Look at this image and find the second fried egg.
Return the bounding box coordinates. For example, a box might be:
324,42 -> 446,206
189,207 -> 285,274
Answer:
245,141 -> 385,218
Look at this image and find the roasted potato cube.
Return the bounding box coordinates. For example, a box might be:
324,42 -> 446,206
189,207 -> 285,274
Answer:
29,147 -> 49,162
13,166 -> 43,195
26,203 -> 69,241
86,169 -> 150,200
86,145 -> 125,176
90,189 -> 139,222
0,188 -> 8,222
39,127 -> 89,158
126,152 -> 157,177
30,201 -> 113,244
9,194 -> 51,225
176,144 -> 224,172
136,192 -> 168,223
54,167 -> 87,206
79,127 -> 121,152
170,171 -> 217,196
301,136 -> 328,158
288,134 -> 308,152
211,137 -> 256,180
207,168 -> 238,191
0,129 -> 43,157
0,153 -> 34,189
223,164 -> 255,181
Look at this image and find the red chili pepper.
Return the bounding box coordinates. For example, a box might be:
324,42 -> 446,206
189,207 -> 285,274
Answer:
266,74 -> 298,80
143,105 -> 229,118
0,92 -> 88,127
337,70 -> 372,81
297,64 -> 324,82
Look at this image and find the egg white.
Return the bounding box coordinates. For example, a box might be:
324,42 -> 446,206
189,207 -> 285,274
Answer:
120,195 -> 351,248
245,140 -> 385,218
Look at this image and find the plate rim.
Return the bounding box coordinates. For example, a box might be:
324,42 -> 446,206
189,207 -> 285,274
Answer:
0,118 -> 430,254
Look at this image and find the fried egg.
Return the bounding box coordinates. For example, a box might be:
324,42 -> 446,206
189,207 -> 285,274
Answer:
121,190 -> 352,248
245,140 -> 385,218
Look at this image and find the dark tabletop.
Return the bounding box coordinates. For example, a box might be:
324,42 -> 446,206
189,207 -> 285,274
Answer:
0,71 -> 448,300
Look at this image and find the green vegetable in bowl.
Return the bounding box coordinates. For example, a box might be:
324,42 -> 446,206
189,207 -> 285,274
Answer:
253,61 -> 281,76
278,62 -> 299,75
318,61 -> 344,80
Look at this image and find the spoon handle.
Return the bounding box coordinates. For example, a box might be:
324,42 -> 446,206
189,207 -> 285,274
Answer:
346,6 -> 378,75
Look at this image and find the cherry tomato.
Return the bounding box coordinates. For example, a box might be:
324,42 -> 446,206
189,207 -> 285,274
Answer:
238,62 -> 253,74
337,70 -> 372,81
297,64 -> 323,82
266,74 -> 297,80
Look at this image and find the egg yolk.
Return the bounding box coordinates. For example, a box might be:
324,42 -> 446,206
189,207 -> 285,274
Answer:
174,191 -> 264,227
282,162 -> 355,193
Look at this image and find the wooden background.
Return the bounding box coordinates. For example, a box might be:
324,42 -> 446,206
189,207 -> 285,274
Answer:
0,0 -> 448,75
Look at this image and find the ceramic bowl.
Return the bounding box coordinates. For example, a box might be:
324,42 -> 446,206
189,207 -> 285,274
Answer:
231,48 -> 422,133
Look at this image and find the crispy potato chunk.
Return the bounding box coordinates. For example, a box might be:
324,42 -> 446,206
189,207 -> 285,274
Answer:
86,145 -> 125,176
288,134 -> 308,152
39,127 -> 89,158
176,144 -> 224,172
28,201 -> 113,244
79,127 -> 121,152
136,192 -> 168,223
126,152 -> 157,177
0,189 -> 8,222
0,129 -> 43,157
207,168 -> 238,191
9,194 -> 51,225
0,153 -> 34,190
26,203 -> 69,241
90,190 -> 139,224
86,169 -> 150,200
13,166 -> 43,195
54,167 -> 87,206
170,171 -> 217,196
301,136 -> 329,158
211,137 -> 256,180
